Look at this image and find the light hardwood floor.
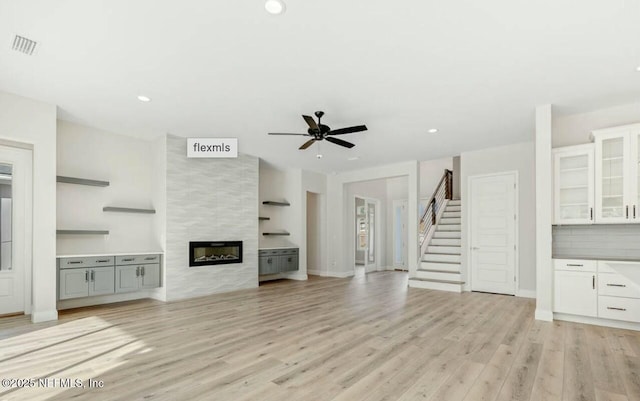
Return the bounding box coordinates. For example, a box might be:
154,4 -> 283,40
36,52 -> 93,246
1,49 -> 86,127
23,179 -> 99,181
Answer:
1,272 -> 640,401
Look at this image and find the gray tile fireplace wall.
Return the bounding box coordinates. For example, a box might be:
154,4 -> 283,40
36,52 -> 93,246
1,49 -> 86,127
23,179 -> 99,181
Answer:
165,135 -> 259,300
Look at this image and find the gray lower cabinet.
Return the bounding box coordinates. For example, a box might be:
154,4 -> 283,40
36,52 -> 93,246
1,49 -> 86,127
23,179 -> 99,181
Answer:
59,266 -> 115,300
259,248 -> 299,275
59,254 -> 161,299
116,263 -> 161,293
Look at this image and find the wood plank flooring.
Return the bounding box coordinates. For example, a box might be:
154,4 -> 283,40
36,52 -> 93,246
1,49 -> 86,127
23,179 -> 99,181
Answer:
1,271 -> 640,401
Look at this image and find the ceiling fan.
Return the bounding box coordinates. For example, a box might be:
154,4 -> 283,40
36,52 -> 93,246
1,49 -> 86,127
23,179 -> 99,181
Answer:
268,111 -> 367,150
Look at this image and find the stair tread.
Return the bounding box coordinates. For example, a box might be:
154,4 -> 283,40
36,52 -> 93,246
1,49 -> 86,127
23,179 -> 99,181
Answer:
424,252 -> 460,256
421,260 -> 460,265
418,269 -> 462,274
409,278 -> 465,285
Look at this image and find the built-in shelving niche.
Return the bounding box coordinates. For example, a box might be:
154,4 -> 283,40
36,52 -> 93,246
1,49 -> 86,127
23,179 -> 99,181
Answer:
57,175 -> 110,187
57,230 -> 110,235
263,232 -> 290,236
259,217 -> 270,221
103,206 -> 156,214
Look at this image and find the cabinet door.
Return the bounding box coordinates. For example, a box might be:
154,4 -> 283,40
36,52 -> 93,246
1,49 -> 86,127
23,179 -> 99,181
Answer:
631,131 -> 640,222
553,146 -> 594,224
595,132 -> 630,223
280,255 -> 298,272
89,266 -> 115,296
59,268 -> 89,300
554,270 -> 597,317
140,264 -> 160,289
116,265 -> 140,293
260,256 -> 278,275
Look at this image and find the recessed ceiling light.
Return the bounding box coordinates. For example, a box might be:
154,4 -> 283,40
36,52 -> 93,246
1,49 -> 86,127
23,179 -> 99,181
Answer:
636,66 -> 640,72
428,128 -> 439,134
137,95 -> 151,102
265,0 -> 286,15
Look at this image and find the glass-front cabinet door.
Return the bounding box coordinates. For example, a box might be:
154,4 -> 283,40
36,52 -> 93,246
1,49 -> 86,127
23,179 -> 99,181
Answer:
594,130 -> 631,223
553,145 -> 594,224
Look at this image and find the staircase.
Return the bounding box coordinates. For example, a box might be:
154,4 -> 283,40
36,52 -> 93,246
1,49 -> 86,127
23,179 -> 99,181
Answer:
409,199 -> 465,293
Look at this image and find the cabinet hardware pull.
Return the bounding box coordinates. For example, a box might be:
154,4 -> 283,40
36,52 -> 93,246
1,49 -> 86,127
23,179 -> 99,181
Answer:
635,205 -> 637,219
136,266 -> 140,277
626,205 -> 629,219
144,257 -> 156,260
70,261 -> 83,264
607,307 -> 627,311
96,259 -> 109,263
123,258 -> 135,262
91,270 -> 95,282
268,258 -> 272,264
606,283 -> 626,287
566,264 -> 583,267
85,271 -> 89,282
590,207 -> 593,220
592,275 -> 595,289
142,266 -> 145,276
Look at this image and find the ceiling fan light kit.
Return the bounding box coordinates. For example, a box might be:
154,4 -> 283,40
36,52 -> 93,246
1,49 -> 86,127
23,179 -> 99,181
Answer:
268,111 -> 367,152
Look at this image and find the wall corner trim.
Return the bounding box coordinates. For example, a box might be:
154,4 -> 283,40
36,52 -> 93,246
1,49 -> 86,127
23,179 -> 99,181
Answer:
534,309 -> 553,322
516,289 -> 537,299
31,310 -> 58,323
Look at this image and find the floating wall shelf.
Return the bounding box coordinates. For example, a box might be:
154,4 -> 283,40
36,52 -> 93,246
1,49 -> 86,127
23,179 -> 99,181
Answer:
262,201 -> 290,206
259,217 -> 270,221
57,230 -> 110,235
103,206 -> 156,214
263,232 -> 290,236
57,176 -> 110,187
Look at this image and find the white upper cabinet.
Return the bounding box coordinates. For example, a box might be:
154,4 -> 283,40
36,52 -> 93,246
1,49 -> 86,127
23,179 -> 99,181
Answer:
593,124 -> 640,224
553,144 -> 595,224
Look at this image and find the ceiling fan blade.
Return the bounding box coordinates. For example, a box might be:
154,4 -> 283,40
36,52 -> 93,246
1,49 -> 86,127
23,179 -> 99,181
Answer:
268,133 -> 308,136
302,115 -> 320,131
299,139 -> 316,150
325,136 -> 355,148
327,125 -> 368,136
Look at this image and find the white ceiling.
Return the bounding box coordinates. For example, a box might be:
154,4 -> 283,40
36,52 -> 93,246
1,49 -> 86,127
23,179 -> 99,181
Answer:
1,0 -> 640,172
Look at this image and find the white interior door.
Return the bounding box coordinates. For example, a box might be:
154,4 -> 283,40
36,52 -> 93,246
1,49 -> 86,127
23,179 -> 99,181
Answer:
0,145 -> 32,316
393,200 -> 408,270
470,172 -> 517,295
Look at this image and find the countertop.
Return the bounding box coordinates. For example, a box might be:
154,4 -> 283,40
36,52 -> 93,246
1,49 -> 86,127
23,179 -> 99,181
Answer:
57,251 -> 164,258
553,255 -> 640,262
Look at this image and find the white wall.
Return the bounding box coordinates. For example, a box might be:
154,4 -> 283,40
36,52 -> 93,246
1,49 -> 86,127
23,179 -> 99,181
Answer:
420,157 -> 454,198
461,141 -> 536,296
0,91 -> 57,322
57,121 -> 160,255
306,192 -> 322,273
300,170 -> 327,276
553,102 -> 640,147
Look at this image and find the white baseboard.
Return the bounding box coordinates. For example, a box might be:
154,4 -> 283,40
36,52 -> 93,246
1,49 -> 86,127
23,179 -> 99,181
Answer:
307,269 -> 322,276
516,289 -> 536,299
31,309 -> 58,323
324,270 -> 355,278
535,308 -> 553,322
554,313 -> 640,331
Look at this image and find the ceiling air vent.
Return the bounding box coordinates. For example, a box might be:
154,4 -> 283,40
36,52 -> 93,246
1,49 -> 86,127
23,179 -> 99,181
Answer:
12,35 -> 37,55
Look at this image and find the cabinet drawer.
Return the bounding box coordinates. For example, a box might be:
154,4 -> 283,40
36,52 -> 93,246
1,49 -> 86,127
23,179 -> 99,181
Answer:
598,296 -> 640,323
116,254 -> 160,265
598,260 -> 640,273
553,259 -> 596,272
598,273 -> 640,299
59,256 -> 114,269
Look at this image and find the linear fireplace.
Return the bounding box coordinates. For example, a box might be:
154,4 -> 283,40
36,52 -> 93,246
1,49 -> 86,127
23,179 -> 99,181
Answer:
189,241 -> 243,267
